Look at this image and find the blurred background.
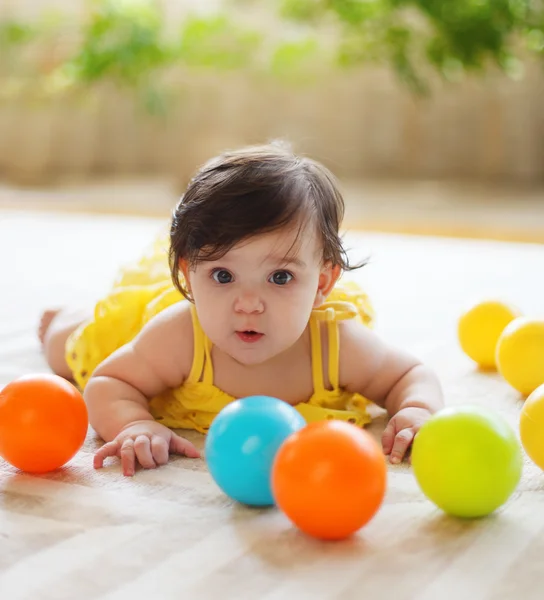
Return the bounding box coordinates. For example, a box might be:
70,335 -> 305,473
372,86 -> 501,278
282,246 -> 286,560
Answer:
0,0 -> 543,241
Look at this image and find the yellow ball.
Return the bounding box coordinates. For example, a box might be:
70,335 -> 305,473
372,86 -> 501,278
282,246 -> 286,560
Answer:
520,383 -> 544,469
458,301 -> 520,369
496,318 -> 544,396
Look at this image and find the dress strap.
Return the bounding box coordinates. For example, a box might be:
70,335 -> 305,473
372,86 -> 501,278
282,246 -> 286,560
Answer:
312,301 -> 359,323
187,305 -> 214,385
202,332 -> 214,385
187,305 -> 204,383
327,320 -> 340,390
309,316 -> 325,393
310,301 -> 359,392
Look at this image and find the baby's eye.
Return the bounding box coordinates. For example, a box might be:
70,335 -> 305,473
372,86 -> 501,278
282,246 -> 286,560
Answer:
211,269 -> 233,284
269,271 -> 293,286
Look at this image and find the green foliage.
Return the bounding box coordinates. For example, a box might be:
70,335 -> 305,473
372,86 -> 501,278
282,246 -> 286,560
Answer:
0,20 -> 35,47
177,15 -> 262,70
64,0 -> 169,86
280,0 -> 544,91
0,0 -> 542,109
270,37 -> 326,82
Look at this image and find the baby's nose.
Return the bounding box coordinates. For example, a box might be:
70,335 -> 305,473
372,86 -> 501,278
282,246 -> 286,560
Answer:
234,291 -> 264,314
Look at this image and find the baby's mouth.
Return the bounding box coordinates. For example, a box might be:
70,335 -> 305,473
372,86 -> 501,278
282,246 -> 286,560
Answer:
236,330 -> 264,343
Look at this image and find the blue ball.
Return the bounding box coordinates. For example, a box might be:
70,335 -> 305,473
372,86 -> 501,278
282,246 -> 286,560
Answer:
205,395 -> 306,506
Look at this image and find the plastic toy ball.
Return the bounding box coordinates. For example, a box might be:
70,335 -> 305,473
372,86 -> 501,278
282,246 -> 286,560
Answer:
0,374 -> 88,473
271,420 -> 387,540
205,396 -> 306,507
520,383 -> 544,470
411,405 -> 522,518
496,317 -> 544,396
457,300 -> 520,369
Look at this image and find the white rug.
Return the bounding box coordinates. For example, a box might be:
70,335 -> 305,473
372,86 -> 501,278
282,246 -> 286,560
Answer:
1,209 -> 544,600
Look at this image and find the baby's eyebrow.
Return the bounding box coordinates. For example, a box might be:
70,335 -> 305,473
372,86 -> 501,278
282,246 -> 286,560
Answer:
268,255 -> 307,268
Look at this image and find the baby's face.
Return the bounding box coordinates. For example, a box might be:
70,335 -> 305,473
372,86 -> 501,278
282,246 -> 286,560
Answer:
185,224 -> 329,366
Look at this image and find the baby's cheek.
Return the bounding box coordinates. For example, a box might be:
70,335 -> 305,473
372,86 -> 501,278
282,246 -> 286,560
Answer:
198,309 -> 226,341
278,309 -> 311,342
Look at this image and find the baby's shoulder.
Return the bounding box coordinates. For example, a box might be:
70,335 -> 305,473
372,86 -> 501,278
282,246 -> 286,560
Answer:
337,317 -> 372,344
140,299 -> 193,338
337,318 -> 383,377
131,300 -> 196,382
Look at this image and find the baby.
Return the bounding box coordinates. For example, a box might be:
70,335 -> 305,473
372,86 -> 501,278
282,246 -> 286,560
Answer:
39,142 -> 443,476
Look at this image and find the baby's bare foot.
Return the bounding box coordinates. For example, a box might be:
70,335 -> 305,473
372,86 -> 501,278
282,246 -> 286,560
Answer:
39,306 -> 90,379
38,308 -> 62,345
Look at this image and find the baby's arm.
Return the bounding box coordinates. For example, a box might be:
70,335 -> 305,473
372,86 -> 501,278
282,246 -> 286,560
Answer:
339,320 -> 444,463
85,302 -> 199,475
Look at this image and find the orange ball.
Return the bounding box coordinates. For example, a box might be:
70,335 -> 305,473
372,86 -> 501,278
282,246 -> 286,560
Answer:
271,420 -> 387,540
0,374 -> 88,473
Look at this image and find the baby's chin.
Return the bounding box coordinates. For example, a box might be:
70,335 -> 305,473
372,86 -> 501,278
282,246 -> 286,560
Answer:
225,345 -> 277,367
213,338 -> 286,367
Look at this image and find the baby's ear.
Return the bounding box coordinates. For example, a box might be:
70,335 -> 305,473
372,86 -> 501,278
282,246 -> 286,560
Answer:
178,259 -> 191,289
313,263 -> 341,307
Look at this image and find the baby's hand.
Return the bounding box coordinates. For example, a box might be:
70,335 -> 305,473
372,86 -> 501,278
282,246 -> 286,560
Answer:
94,420 -> 201,476
382,407 -> 432,464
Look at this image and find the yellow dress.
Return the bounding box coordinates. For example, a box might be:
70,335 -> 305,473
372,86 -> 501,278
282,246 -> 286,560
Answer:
66,234 -> 376,433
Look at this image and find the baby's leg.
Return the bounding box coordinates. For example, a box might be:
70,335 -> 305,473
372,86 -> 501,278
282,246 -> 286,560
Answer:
39,307 -> 91,380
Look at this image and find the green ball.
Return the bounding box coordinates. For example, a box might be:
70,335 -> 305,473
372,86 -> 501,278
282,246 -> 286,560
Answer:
411,405 -> 522,518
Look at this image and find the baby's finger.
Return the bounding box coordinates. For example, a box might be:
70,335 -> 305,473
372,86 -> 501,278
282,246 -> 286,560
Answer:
389,428 -> 414,464
381,421 -> 396,455
134,435 -> 156,470
121,438 -> 136,477
170,434 -> 201,458
94,440 -> 120,469
407,432 -> 418,465
151,436 -> 169,466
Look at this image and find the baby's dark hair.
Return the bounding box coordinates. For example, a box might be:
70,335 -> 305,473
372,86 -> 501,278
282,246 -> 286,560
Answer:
169,142 -> 364,298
